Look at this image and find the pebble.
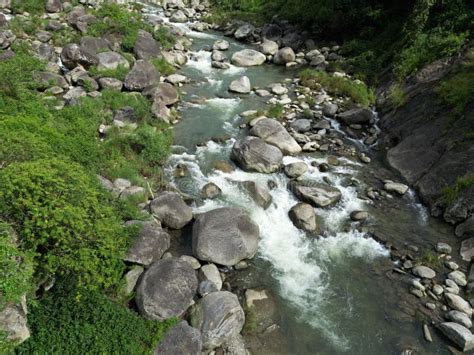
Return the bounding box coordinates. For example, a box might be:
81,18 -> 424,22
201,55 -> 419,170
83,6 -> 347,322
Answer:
432,284 -> 444,295
412,265 -> 436,279
425,302 -> 436,310
436,242 -> 452,254
423,324 -> 433,342
445,261 -> 459,271
403,260 -> 413,269
448,271 -> 468,286
410,288 -> 424,298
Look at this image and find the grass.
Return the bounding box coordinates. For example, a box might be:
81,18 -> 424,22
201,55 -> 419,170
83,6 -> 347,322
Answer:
300,69 -> 375,107
442,174 -> 474,203
388,84 -> 406,108
11,0 -> 45,14
89,64 -> 130,81
267,103 -> 285,120
151,58 -> 176,76
415,250 -> 442,269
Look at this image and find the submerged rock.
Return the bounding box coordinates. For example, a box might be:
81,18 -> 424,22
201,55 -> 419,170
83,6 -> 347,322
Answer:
136,258 -> 197,320
192,207 -> 259,266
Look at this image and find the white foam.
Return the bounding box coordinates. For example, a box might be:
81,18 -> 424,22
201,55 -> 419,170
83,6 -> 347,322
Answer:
187,50 -> 213,74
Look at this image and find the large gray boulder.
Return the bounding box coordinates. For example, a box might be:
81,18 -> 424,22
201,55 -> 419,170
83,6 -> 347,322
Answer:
96,51 -> 130,71
150,191 -> 193,229
143,83 -> 179,106
154,321 -> 202,355
191,291 -> 245,350
289,203 -> 317,232
445,293 -> 473,317
229,76 -> 251,94
79,36 -> 111,54
212,40 -> 229,51
60,43 -> 98,70
124,221 -> 170,266
234,24 -> 254,40
289,180 -> 342,208
338,107 -> 374,125
250,118 -> 302,155
259,39 -> 278,55
231,136 -> 283,173
34,72 -> 68,90
136,258 -> 198,320
124,60 -> 160,91
456,217 -> 474,238
284,162 -> 308,178
239,181 -> 272,209
446,310 -> 473,329
46,0 -> 62,13
0,301 -> 29,345
231,49 -> 266,67
273,47 -> 295,65
170,10 -> 187,23
192,207 -> 259,266
438,322 -> 474,352
134,30 -> 161,60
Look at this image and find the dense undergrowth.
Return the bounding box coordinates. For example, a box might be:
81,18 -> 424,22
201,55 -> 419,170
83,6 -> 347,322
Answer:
209,0 -> 472,83
0,3 -> 175,353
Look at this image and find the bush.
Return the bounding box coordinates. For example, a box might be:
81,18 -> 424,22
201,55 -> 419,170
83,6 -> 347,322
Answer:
388,84 -> 406,108
394,30 -> 468,79
89,64 -> 130,81
442,174 -> 474,203
153,26 -> 177,51
88,3 -> 155,53
267,103 -> 284,120
11,0 -> 45,14
300,69 -> 375,106
436,59 -> 474,117
0,223 -> 34,307
16,283 -> 176,354
151,58 -> 176,76
0,159 -> 127,290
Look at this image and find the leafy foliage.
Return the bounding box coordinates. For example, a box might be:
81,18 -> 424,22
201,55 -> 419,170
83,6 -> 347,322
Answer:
11,0 -> 45,14
442,174 -> 474,203
0,159 -> 128,290
89,64 -> 130,81
300,69 -> 375,106
436,57 -> 474,116
388,84 -> 406,108
151,58 -> 176,76
16,283 -> 176,354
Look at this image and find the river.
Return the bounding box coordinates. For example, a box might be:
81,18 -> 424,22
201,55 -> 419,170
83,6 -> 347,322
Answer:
142,3 -> 457,354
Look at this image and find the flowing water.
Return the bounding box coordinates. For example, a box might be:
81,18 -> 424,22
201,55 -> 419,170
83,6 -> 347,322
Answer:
143,4 -> 458,354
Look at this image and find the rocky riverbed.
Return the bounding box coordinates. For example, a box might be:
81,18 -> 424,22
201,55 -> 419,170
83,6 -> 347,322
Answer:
1,0 -> 473,354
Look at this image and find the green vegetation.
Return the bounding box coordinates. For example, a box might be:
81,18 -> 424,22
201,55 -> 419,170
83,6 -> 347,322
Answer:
11,0 -> 45,14
267,103 -> 285,120
394,31 -> 468,80
16,283 -> 176,354
436,58 -> 474,117
442,174 -> 474,203
300,69 -> 375,107
151,58 -> 176,76
88,4 -> 176,53
416,250 -> 442,268
0,223 -> 34,307
209,0 -> 472,83
388,84 -> 406,108
0,159 -> 128,291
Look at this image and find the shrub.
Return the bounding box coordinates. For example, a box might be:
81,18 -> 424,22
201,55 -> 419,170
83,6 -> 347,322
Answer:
388,84 -> 406,108
89,64 -> 130,81
0,223 -> 34,307
153,26 -> 176,51
0,159 -> 127,290
16,283 -> 176,354
11,0 -> 45,14
442,174 -> 474,203
151,58 -> 176,76
267,103 -> 284,120
436,60 -> 474,117
88,3 -> 155,53
394,30 -> 468,79
300,69 -> 375,106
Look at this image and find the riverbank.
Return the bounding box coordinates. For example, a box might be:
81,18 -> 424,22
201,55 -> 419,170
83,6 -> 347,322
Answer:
1,0 -> 473,354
